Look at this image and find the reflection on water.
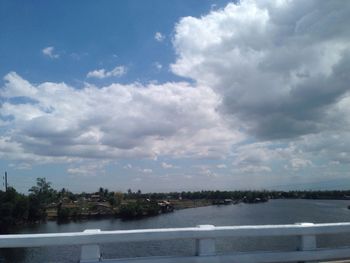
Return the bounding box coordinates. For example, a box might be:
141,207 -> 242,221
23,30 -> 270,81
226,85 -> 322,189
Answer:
1,199 -> 350,262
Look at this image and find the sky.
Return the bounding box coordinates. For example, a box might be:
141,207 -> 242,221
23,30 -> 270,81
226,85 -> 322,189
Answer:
1,0 -> 350,193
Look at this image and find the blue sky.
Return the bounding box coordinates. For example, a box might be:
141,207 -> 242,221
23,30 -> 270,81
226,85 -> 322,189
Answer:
0,0 -> 227,85
1,0 -> 350,193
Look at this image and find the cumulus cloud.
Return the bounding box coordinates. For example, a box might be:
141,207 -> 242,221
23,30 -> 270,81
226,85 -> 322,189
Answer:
199,168 -> 218,178
42,46 -> 59,59
172,0 -> 350,140
161,162 -> 173,169
232,143 -> 274,173
123,164 -> 133,169
87,66 -> 127,79
154,32 -> 165,42
2,72 -> 37,98
0,72 -> 243,164
3,1 -> 350,186
67,161 -> 108,176
288,158 -> 312,171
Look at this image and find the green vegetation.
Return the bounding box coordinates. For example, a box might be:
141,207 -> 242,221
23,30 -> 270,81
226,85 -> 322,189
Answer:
2,177 -> 350,233
28,178 -> 56,221
119,200 -> 161,219
141,190 -> 350,202
0,187 -> 28,233
0,178 -> 58,233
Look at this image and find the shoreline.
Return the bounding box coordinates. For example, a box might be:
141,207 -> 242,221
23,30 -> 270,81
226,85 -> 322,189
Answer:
5,198 -> 350,232
47,197 -> 350,222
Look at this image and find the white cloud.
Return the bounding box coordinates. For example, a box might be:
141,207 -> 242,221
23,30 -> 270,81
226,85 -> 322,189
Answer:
154,0 -> 350,183
232,143 -> 274,173
293,130 -> 350,165
154,62 -> 163,70
238,165 -> 271,174
289,158 -> 312,171
9,162 -> 32,170
87,66 -> 127,79
3,1 -> 350,187
42,46 -> 59,59
67,161 -> 108,176
2,72 -> 37,98
154,32 -> 165,42
230,141 -> 313,174
171,0 -> 350,140
0,72 -> 243,164
161,162 -> 173,169
123,164 -> 133,169
200,168 -> 218,178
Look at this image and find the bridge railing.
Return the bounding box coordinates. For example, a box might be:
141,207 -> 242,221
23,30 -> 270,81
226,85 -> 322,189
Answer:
1,222 -> 350,262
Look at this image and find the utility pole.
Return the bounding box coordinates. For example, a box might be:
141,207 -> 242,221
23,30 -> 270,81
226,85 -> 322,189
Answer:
4,171 -> 8,192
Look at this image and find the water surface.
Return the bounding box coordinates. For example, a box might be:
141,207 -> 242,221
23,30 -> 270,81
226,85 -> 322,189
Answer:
1,199 -> 350,262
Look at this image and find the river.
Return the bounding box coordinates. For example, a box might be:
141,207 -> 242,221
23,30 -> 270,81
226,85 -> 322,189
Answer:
1,199 -> 350,262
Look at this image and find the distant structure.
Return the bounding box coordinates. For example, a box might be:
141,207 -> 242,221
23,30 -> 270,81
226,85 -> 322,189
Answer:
3,171 -> 8,192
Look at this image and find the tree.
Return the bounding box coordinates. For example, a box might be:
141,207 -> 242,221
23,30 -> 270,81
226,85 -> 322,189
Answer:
104,188 -> 109,198
108,196 -> 117,206
57,203 -> 70,221
114,192 -> 124,206
58,188 -> 66,199
13,195 -> 29,221
29,178 -> 56,205
27,195 -> 46,221
0,187 -> 29,233
28,178 -> 56,221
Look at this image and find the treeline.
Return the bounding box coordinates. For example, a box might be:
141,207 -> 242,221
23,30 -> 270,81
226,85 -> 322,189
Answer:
0,178 -> 59,233
134,190 -> 350,201
2,177 -> 350,233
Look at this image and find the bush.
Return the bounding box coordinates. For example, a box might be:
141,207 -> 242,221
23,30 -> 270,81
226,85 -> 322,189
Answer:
57,206 -> 70,220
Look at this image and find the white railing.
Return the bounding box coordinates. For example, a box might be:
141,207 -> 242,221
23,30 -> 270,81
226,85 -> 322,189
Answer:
1,222 -> 350,262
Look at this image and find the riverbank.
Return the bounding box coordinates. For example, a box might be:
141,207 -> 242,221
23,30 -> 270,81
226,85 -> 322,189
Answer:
45,197 -> 270,222
4,179 -> 350,233
45,199 -> 214,221
170,199 -> 213,209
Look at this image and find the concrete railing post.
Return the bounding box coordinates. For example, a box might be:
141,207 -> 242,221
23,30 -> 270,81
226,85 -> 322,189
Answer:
195,225 -> 216,256
80,229 -> 102,263
297,223 -> 317,263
